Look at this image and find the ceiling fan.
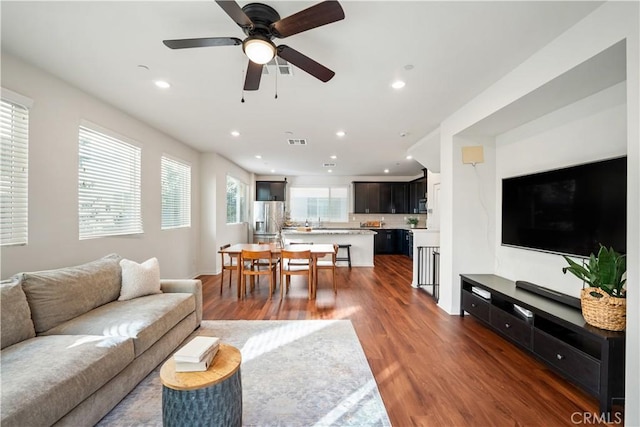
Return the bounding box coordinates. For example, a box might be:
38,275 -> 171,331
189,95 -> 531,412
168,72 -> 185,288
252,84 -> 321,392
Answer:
163,0 -> 345,91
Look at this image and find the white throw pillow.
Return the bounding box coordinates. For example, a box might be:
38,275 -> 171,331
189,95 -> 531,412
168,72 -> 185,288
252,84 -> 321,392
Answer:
118,257 -> 162,301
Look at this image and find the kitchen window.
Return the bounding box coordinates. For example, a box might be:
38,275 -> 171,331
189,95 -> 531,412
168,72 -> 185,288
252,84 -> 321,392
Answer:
226,175 -> 247,224
161,155 -> 191,230
0,91 -> 31,246
290,186 -> 348,223
78,124 -> 142,239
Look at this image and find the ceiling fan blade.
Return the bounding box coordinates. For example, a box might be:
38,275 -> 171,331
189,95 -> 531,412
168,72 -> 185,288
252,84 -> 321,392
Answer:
215,0 -> 253,29
271,1 -> 345,38
244,60 -> 263,91
277,45 -> 335,82
163,37 -> 242,49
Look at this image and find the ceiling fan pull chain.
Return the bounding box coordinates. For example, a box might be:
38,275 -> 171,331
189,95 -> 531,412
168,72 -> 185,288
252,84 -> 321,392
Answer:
275,64 -> 278,99
241,68 -> 246,103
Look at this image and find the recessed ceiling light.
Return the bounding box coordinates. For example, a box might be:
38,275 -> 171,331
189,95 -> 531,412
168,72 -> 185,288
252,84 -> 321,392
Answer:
384,169 -> 389,173
255,155 -> 262,159
231,130 -> 240,137
270,169 -> 276,173
391,80 -> 405,89
336,131 -> 346,137
328,169 -> 333,173
330,155 -> 337,159
154,80 -> 171,89
406,155 -> 413,160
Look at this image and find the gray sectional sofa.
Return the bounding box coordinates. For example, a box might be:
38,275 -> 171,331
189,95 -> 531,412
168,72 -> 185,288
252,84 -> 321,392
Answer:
0,254 -> 203,427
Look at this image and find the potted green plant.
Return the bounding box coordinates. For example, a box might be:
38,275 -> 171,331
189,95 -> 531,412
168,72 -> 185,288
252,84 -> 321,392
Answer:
407,217 -> 419,228
562,245 -> 626,331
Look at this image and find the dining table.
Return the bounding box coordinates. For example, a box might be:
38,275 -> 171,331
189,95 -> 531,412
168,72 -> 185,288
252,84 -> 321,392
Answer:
218,243 -> 335,299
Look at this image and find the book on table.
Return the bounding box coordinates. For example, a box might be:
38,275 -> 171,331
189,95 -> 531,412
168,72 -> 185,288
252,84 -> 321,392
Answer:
173,336 -> 220,371
175,347 -> 219,372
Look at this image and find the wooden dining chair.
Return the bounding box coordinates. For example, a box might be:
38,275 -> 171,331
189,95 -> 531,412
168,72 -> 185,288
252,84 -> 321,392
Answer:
256,242 -> 281,282
315,243 -> 339,294
280,249 -> 313,300
219,244 -> 239,294
287,242 -> 313,267
240,249 -> 277,299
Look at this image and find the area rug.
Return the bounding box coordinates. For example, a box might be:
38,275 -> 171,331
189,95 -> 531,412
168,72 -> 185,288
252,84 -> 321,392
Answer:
97,320 -> 391,426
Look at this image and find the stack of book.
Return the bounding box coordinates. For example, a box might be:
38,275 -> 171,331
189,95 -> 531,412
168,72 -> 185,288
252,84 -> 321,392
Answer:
173,336 -> 220,372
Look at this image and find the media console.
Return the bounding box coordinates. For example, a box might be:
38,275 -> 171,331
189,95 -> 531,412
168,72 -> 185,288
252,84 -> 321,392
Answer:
460,274 -> 625,415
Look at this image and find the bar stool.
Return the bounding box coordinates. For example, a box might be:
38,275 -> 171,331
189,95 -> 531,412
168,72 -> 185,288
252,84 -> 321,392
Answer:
336,244 -> 352,268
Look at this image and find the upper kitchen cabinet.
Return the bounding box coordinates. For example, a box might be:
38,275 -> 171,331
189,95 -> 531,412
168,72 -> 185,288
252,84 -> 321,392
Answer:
256,180 -> 287,201
355,181 -> 409,214
408,171 -> 427,214
379,182 -> 408,214
354,182 -> 381,213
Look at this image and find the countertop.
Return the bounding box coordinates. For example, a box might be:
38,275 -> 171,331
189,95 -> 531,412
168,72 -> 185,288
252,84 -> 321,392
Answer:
282,229 -> 376,235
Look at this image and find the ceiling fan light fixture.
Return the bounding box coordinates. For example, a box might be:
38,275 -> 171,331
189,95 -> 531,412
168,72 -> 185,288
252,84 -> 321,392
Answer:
243,36 -> 276,65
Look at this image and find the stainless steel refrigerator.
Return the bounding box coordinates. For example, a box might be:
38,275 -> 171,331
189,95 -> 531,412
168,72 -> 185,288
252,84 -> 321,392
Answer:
252,201 -> 285,243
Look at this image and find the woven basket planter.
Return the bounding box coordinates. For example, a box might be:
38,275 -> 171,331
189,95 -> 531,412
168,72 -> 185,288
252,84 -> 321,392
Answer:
580,287 -> 626,331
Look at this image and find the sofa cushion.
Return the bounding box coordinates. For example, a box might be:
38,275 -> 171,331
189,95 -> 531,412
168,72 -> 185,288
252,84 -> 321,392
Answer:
118,257 -> 161,301
0,334 -> 134,427
0,278 -> 36,350
19,254 -> 122,333
43,293 -> 195,357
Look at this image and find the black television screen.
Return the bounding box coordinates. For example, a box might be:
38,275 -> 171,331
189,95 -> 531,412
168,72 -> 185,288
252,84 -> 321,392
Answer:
501,156 -> 626,257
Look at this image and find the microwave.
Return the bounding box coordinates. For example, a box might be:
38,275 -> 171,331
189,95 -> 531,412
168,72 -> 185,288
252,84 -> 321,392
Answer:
418,198 -> 427,213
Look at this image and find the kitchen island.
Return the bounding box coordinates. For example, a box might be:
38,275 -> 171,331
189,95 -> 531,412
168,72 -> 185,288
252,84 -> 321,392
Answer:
282,229 -> 376,267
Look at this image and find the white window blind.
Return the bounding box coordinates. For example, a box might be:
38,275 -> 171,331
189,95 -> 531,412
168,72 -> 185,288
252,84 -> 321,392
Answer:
0,97 -> 29,246
161,156 -> 191,229
78,126 -> 142,239
290,186 -> 348,223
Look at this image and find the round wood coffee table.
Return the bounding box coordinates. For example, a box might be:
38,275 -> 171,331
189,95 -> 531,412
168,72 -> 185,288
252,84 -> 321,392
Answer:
160,343 -> 242,427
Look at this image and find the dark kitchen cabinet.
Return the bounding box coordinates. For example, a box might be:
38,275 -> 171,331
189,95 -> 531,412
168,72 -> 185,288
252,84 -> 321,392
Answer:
409,177 -> 427,214
380,183 -> 408,214
355,181 -> 408,214
354,182 -> 381,213
256,181 -> 286,201
374,229 -> 400,254
400,229 -> 412,257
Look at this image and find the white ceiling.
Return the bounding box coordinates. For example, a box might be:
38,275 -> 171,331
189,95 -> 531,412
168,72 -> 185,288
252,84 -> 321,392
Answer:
1,1 -> 602,177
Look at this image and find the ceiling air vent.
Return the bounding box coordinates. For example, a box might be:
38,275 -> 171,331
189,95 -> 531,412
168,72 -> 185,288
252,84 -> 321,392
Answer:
263,57 -> 294,76
323,163 -> 336,168
287,138 -> 308,146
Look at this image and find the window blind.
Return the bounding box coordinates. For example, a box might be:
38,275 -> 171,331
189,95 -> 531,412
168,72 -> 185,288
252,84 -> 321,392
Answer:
290,186 -> 348,222
78,126 -> 142,239
161,156 -> 191,229
0,98 -> 29,246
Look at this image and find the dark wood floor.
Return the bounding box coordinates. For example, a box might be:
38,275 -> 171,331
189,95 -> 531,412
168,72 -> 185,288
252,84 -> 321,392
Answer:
200,255 -> 604,426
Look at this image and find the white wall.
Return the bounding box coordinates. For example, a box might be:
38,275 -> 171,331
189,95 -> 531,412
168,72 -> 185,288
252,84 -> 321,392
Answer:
199,153 -> 253,275
0,54 -> 201,279
494,83 -> 627,298
432,2 -> 639,422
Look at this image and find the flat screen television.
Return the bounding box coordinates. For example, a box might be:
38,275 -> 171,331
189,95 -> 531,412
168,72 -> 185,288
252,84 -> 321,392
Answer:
501,156 -> 626,257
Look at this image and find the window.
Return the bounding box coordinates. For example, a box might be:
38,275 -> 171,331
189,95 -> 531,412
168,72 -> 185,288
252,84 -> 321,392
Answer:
290,186 -> 348,223
226,175 -> 247,224
78,125 -> 142,239
161,156 -> 191,229
0,94 -> 30,246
